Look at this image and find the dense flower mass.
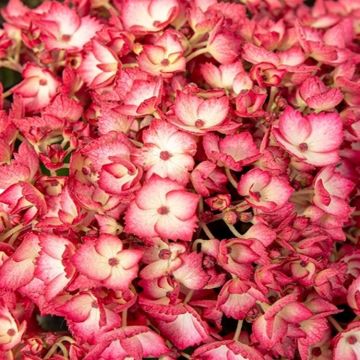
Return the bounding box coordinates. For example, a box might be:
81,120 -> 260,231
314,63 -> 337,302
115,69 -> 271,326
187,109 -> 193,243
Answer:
0,0 -> 359,358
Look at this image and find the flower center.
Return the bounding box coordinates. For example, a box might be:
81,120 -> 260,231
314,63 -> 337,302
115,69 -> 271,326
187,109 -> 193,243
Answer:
7,329 -> 16,336
108,257 -> 119,266
159,249 -> 171,259
299,142 -> 308,152
61,34 -> 71,42
157,206 -> 169,215
161,58 -> 170,66
347,335 -> 357,344
39,79 -> 48,86
160,151 -> 171,160
195,119 -> 205,128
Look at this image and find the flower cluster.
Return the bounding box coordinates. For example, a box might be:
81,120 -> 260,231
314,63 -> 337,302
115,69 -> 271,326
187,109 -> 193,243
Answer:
0,0 -> 359,359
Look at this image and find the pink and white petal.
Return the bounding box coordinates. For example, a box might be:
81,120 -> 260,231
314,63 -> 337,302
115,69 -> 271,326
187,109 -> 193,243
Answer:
317,196 -> 352,217
72,243 -> 111,281
0,258 -> 35,290
272,129 -> 307,159
45,273 -> 71,300
220,132 -> 259,162
262,176 -> 294,208
135,329 -> 169,357
198,96 -> 229,127
175,93 -> 202,125
70,16 -> 102,49
306,112 -> 343,152
35,252 -> 64,283
57,293 -> 92,322
277,107 -> 311,145
124,204 -> 159,239
155,214 -> 198,242
117,249 -> 143,269
103,265 -> 138,290
39,233 -> 69,259
135,176 -> 181,210
155,306 -> 209,350
201,62 -> 222,88
173,253 -> 209,290
279,303 -> 313,323
95,234 -> 123,258
304,150 -> 340,167
166,189 -> 200,221
237,168 -> 271,196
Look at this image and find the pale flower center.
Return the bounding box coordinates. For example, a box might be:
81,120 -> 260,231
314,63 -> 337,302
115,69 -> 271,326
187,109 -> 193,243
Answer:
195,119 -> 205,128
347,335 -> 357,344
299,142 -> 308,152
108,257 -> 119,266
7,329 -> 16,336
157,206 -> 169,215
160,151 -> 171,160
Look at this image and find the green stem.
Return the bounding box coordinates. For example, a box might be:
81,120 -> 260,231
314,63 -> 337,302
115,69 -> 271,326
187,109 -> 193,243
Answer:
225,167 -> 238,189
226,223 -> 242,238
233,320 -> 243,342
186,47 -> 208,62
184,290 -> 194,304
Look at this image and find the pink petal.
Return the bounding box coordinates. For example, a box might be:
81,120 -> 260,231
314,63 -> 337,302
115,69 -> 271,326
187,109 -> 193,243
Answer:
166,189 -> 200,220
306,112 -> 343,152
277,107 -> 311,145
95,234 -> 123,258
72,242 -> 111,281
155,213 -> 198,242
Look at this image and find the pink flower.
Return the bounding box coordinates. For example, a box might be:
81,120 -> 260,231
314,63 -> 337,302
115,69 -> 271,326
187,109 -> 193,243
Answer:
251,294 -> 313,352
134,119 -> 196,185
172,92 -> 230,134
313,166 -> 355,218
72,234 -> 143,290
138,30 -> 186,76
192,340 -> 265,360
191,161 -> 227,197
83,326 -> 169,360
0,182 -> 47,224
0,141 -> 38,190
36,2 -> 101,51
0,305 -> 26,351
140,238 -> 186,280
237,168 -> 294,212
35,233 -> 76,300
218,238 -> 268,279
125,176 -> 200,241
296,76 -> 343,112
114,69 -> 163,116
57,291 -> 121,344
333,322 -> 360,360
172,252 -> 210,290
273,107 -> 343,166
140,301 -> 209,350
207,20 -> 241,64
12,64 -> 58,112
120,0 -> 179,33
78,40 -> 119,89
235,87 -> 267,118
71,131 -> 142,198
200,61 -> 246,91
0,232 -> 40,290
348,275 -> 360,315
217,278 -> 266,320
203,132 -> 259,171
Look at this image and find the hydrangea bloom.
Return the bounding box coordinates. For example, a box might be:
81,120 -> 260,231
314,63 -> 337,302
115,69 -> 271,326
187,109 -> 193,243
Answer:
0,0 -> 358,358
